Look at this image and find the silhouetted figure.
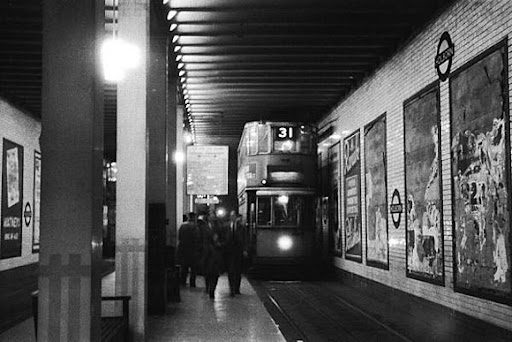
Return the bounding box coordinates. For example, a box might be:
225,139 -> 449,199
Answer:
204,212 -> 225,299
177,212 -> 199,287
225,211 -> 246,296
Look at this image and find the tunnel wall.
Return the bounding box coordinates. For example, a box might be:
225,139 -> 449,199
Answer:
0,97 -> 41,271
318,0 -> 512,330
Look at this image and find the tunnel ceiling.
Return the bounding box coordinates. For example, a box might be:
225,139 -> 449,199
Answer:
0,0 -> 454,158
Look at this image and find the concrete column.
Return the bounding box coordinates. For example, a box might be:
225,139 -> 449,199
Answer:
40,1 -> 104,341
147,5 -> 169,314
166,79 -> 178,247
115,0 -> 149,340
176,105 -> 184,229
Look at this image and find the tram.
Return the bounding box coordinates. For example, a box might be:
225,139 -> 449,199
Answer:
237,121 -> 318,269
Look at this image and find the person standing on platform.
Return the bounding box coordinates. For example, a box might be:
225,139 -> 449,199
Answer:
204,211 -> 225,299
225,211 -> 246,297
177,212 -> 199,287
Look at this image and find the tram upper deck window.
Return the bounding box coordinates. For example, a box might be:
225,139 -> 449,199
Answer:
272,126 -> 314,154
247,124 -> 258,155
258,124 -> 270,153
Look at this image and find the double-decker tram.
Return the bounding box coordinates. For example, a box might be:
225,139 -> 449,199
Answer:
237,121 -> 318,272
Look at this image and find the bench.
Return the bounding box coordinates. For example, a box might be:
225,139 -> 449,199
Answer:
31,291 -> 131,341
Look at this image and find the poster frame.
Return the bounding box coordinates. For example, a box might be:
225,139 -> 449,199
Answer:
364,113 -> 389,270
403,81 -> 445,286
449,38 -> 511,305
1,138 -> 24,259
328,141 -> 342,257
343,128 -> 362,262
32,150 -> 41,253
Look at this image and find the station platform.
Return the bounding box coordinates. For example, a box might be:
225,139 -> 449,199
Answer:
2,269 -> 512,341
0,272 -> 285,342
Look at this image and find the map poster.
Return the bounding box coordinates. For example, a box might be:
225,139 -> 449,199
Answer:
364,114 -> 389,269
328,142 -> 341,257
343,130 -> 362,262
1,139 -> 24,259
450,41 -> 511,303
32,152 -> 41,253
404,83 -> 444,284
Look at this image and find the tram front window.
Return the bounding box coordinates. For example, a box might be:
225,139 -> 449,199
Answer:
274,196 -> 303,226
257,197 -> 271,226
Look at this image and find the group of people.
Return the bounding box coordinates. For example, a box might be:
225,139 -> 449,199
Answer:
177,210 -> 246,299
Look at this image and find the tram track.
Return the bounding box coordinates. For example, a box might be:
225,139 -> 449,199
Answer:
252,279 -> 413,342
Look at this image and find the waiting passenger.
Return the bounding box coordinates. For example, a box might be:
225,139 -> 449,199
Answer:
177,212 -> 199,287
225,211 -> 247,297
204,211 -> 225,299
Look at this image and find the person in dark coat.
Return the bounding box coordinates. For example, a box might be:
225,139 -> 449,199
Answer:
177,212 -> 199,287
225,211 -> 246,296
204,211 -> 225,299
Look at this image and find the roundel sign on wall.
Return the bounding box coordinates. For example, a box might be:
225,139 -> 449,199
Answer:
435,31 -> 455,81
389,189 -> 403,229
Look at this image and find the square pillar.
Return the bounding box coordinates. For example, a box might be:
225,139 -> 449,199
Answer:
39,0 -> 104,341
115,0 -> 149,339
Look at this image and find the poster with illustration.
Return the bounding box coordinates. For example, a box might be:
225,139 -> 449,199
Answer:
1,139 -> 24,259
32,152 -> 41,253
364,115 -> 388,269
404,83 -> 444,284
450,41 -> 511,303
344,130 -> 362,261
328,142 -> 342,256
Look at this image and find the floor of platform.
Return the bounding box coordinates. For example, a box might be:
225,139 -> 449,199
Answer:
147,276 -> 285,342
0,273 -> 285,342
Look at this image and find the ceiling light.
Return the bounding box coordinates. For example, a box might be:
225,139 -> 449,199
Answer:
184,132 -> 193,144
163,0 -> 169,4
174,45 -> 181,53
167,10 -> 177,21
170,23 -> 178,32
178,62 -> 185,69
101,38 -> 140,82
172,35 -> 180,43
176,54 -> 182,62
180,77 -> 187,83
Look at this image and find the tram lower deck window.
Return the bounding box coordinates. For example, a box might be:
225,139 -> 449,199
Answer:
256,195 -> 305,227
257,197 -> 271,226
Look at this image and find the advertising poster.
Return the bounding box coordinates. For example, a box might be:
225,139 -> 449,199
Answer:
404,84 -> 444,284
343,130 -> 362,261
450,42 -> 511,303
364,115 -> 388,269
328,142 -> 341,256
32,152 -> 41,253
1,139 -> 24,259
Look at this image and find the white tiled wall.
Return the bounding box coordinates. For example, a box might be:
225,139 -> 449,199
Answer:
0,97 -> 41,271
318,0 -> 512,330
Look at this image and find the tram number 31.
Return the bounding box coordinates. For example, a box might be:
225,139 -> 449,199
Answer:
277,127 -> 295,140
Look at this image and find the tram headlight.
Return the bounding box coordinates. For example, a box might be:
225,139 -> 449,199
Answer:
277,235 -> 293,251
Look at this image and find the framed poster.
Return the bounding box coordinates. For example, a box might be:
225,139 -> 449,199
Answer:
32,151 -> 41,253
343,130 -> 362,262
450,40 -> 511,304
1,139 -> 24,259
404,82 -> 444,285
364,114 -> 389,269
328,142 -> 342,256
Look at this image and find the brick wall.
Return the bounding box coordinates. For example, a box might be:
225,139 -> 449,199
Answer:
0,97 -> 41,271
318,0 -> 512,330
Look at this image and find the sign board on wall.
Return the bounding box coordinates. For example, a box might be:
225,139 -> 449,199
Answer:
186,145 -> 229,195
